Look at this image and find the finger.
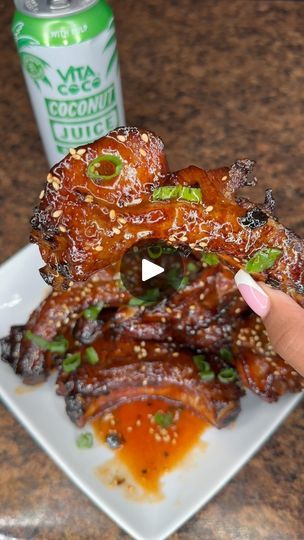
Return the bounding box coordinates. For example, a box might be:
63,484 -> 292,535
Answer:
235,269 -> 304,376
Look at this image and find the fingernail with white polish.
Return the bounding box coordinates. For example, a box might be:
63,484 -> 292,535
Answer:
234,269 -> 270,318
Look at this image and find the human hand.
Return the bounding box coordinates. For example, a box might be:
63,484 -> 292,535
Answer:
235,270 -> 304,377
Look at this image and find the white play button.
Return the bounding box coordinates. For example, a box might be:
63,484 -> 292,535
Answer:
141,258 -> 164,282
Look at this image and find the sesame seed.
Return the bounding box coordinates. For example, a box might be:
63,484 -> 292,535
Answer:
72,154 -> 81,160
140,148 -> 147,157
77,148 -> 86,155
118,217 -> 127,224
47,173 -> 53,182
172,352 -> 179,357
127,426 -> 133,432
221,175 -> 228,181
69,148 -> 76,155
52,210 -> 63,218
206,205 -> 214,212
235,307 -> 241,314
200,241 -> 208,247
199,293 -> 205,300
135,419 -> 141,427
109,209 -> 116,220
95,245 -> 103,251
141,133 -> 149,142
155,434 -> 161,442
59,225 -> 66,233
39,190 -> 45,199
113,227 -> 121,235
85,195 -> 93,203
53,181 -> 60,191
117,135 -> 126,142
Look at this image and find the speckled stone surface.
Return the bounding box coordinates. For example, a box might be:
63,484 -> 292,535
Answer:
0,1 -> 303,538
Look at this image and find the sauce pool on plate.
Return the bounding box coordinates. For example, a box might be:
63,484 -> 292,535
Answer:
93,398 -> 208,495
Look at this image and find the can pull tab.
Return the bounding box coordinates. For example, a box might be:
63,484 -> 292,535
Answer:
48,0 -> 71,9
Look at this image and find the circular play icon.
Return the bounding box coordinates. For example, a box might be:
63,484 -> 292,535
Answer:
120,239 -> 191,304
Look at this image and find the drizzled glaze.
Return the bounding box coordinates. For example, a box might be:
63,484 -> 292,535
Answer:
93,399 -> 208,495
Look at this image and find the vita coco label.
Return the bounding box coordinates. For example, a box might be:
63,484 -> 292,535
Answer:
12,3 -> 125,166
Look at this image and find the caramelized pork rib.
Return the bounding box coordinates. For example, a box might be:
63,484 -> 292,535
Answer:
56,339 -> 243,428
31,127 -> 169,289
233,314 -> 304,401
114,264 -> 246,350
0,266 -> 129,384
30,127 -> 304,300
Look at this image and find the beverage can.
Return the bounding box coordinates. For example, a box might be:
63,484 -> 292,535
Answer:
12,0 -> 125,165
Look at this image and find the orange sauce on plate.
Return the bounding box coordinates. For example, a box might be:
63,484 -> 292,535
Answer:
93,399 -> 208,494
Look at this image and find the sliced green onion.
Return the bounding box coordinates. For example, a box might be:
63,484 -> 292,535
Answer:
152,184 -> 202,203
218,367 -> 238,384
245,248 -> 282,274
193,354 -> 206,370
85,346 -> 99,365
161,245 -> 176,254
193,355 -> 215,381
76,432 -> 94,449
199,370 -> 215,382
87,154 -> 122,182
187,262 -> 199,273
166,267 -> 181,290
178,186 -> 202,202
25,331 -> 68,354
152,186 -> 178,201
128,288 -> 160,307
177,276 -> 189,290
62,352 -> 81,373
83,303 -> 104,321
128,297 -> 146,307
201,252 -> 220,266
147,245 -> 162,259
154,411 -> 174,428
219,348 -> 233,362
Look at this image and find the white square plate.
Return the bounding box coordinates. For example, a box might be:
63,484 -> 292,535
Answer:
0,245 -> 302,540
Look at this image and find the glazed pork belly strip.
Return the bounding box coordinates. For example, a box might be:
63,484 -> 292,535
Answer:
0,266 -> 129,384
55,338 -> 243,429
113,263 -> 246,350
0,263 -> 243,383
233,314 -> 304,401
1,261 -> 302,405
29,127 -> 304,302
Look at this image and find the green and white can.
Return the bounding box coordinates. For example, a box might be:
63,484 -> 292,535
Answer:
12,0 -> 125,165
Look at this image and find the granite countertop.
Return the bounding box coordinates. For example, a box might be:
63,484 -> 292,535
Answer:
0,1 -> 303,538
